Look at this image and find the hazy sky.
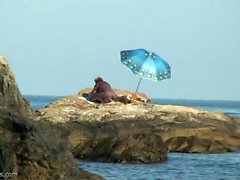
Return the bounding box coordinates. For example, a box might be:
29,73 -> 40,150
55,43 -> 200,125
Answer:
0,0 -> 240,100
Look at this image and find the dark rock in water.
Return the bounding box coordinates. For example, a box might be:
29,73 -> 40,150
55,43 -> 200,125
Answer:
69,121 -> 167,163
0,55 -> 103,179
0,108 -> 102,180
0,54 -> 32,116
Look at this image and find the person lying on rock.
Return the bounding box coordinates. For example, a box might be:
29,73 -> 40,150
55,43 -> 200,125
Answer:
89,76 -> 131,104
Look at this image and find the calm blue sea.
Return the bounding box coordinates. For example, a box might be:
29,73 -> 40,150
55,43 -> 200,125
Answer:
24,95 -> 240,180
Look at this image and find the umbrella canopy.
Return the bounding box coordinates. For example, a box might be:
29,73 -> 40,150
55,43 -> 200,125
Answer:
120,48 -> 171,81
120,48 -> 171,93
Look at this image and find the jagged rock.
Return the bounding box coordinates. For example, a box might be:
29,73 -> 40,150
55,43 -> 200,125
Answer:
0,108 -> 102,180
0,55 -> 103,179
37,91 -> 240,158
0,54 -> 32,116
68,121 -> 167,163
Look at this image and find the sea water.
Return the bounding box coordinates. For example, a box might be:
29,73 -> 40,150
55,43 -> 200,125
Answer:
25,96 -> 240,180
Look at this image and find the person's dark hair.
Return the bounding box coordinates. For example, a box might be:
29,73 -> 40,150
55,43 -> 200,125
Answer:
94,76 -> 103,83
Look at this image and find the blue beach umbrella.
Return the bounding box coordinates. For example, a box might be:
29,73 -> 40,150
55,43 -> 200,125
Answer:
120,48 -> 171,93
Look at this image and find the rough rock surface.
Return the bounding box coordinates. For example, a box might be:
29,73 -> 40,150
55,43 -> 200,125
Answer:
37,89 -> 240,162
0,108 -> 102,180
67,121 -> 167,163
0,56 -> 102,179
37,89 -> 167,163
0,54 -> 32,116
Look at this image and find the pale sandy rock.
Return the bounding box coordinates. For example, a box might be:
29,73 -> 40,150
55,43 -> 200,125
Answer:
37,89 -> 240,157
0,54 -> 8,65
0,53 -> 32,116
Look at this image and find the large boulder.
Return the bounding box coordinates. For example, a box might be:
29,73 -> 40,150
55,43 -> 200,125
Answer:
37,93 -> 168,163
68,121 -> 167,163
0,55 -> 103,179
0,108 -> 102,180
37,91 -> 240,158
0,54 -> 32,116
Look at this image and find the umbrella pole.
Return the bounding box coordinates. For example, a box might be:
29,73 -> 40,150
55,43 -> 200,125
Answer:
135,77 -> 142,94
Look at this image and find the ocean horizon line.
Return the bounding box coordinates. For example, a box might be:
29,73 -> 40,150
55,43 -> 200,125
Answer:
23,95 -> 240,102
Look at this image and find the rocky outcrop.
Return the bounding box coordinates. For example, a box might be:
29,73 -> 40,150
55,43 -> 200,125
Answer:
0,108 -> 102,180
0,55 -> 103,180
36,90 -> 168,163
0,54 -> 32,116
37,90 -> 240,160
68,121 -> 167,163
